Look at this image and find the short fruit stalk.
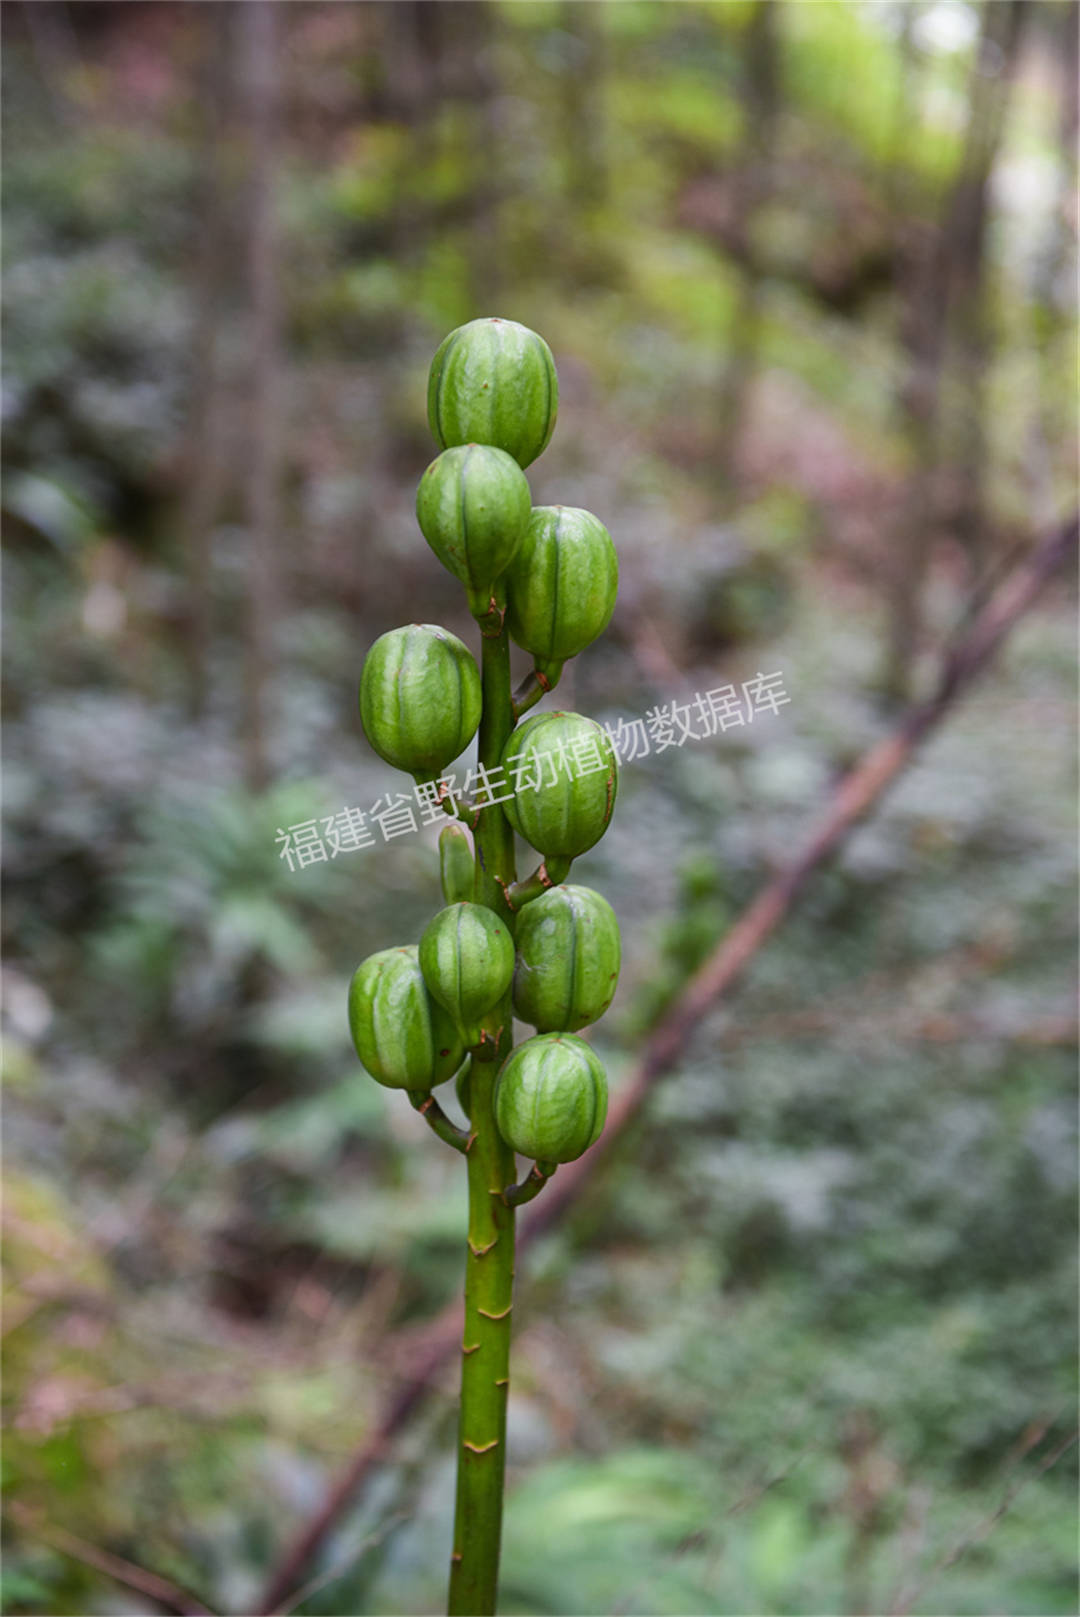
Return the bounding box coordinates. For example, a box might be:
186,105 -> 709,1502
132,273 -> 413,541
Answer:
347,317 -> 621,1616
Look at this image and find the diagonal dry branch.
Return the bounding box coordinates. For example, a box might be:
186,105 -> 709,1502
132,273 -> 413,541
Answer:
888,1421 -> 1079,1616
259,513 -> 1077,1615
6,1501 -> 213,1617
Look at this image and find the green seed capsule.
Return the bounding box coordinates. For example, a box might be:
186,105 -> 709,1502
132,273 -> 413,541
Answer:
439,823 -> 475,906
348,946 -> 464,1090
513,884 -> 621,1033
494,1033 -> 608,1163
416,444 -> 533,618
427,317 -> 558,470
419,902 -> 515,1046
359,623 -> 481,776
500,711 -> 618,860
505,506 -> 618,685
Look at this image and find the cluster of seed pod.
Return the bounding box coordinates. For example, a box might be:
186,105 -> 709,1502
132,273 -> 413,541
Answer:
348,317 -> 621,1169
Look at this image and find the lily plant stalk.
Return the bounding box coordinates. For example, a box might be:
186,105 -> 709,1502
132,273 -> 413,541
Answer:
349,318 -> 621,1616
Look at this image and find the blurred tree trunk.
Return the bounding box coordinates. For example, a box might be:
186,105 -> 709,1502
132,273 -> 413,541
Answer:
182,3 -> 231,721
1058,0 -> 1079,154
840,1411 -> 894,1616
384,0 -> 442,118
883,0 -> 1025,704
560,1 -> 607,212
882,4 -> 939,706
883,1 -> 921,220
241,0 -> 281,792
948,0 -> 1026,561
463,0 -> 501,311
384,1 -> 443,268
715,0 -> 779,500
21,0 -> 82,131
1027,0 -> 1077,531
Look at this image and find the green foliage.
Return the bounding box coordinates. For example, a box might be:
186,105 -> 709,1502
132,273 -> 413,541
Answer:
611,71 -> 742,161
782,2 -> 961,184
2,4 -> 1076,1612
501,1449 -> 720,1614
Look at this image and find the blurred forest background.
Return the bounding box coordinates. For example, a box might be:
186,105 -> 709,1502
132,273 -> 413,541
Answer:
2,2 -> 1077,1614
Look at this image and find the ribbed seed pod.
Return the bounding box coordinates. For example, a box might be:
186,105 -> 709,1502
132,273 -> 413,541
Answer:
500,711 -> 618,859
438,823 -> 475,906
505,506 -> 618,686
427,317 -> 558,469
348,946 -> 464,1090
419,902 -> 515,1046
416,444 -> 532,618
493,1033 -> 608,1163
513,884 -> 621,1033
359,623 -> 481,776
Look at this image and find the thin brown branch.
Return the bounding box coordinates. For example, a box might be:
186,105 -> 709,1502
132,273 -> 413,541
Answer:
884,1 -> 1026,700
889,1422 -> 1079,1616
258,513 -> 1077,1615
6,1501 -> 214,1616
274,1509 -> 409,1617
241,0 -> 281,792
258,1323 -> 462,1613
716,1004 -> 1078,1051
531,514 -> 1079,1240
183,3 -> 232,720
612,1446 -> 814,1617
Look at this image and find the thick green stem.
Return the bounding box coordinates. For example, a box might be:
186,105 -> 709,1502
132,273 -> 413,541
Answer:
447,621 -> 518,1617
